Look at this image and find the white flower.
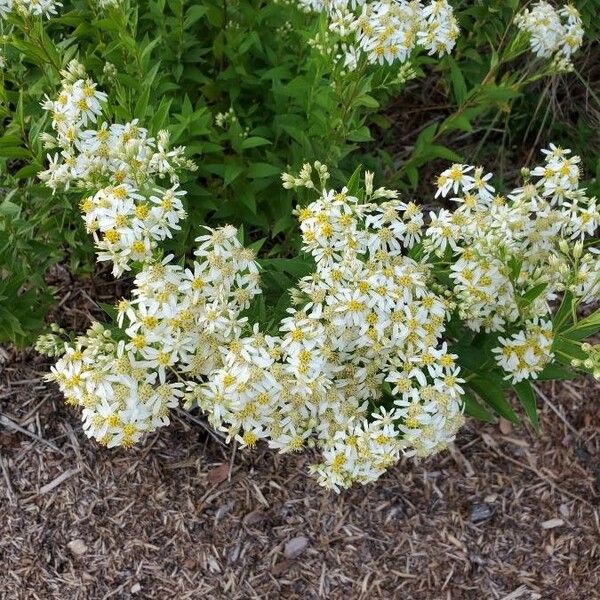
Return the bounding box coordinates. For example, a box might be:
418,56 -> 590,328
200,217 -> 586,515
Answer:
516,2 -> 584,67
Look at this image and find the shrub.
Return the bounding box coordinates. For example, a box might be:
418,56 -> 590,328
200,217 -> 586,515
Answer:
1,0 -> 598,491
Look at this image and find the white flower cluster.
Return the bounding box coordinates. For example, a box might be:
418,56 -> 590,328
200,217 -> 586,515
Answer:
49,227 -> 261,448
50,168 -> 466,490
0,0 -> 61,18
39,62 -> 196,276
45,102 -> 597,487
428,144 -> 599,383
516,2 -> 583,68
493,319 -> 553,384
299,0 -> 458,67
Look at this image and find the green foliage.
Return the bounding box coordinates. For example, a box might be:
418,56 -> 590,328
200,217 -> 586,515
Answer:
0,0 -> 415,343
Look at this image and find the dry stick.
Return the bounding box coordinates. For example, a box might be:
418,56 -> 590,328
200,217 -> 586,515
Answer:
532,384 -> 580,437
0,414 -> 63,453
38,467 -> 80,494
0,455 -> 17,505
175,408 -> 227,447
228,442 -> 238,482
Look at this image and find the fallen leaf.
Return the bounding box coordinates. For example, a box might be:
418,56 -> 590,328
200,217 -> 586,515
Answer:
208,463 -> 229,484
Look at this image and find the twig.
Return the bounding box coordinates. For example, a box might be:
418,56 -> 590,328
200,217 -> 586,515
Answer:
175,408 -> 227,447
228,441 -> 238,482
0,455 -> 17,505
0,414 -> 63,453
38,467 -> 80,494
533,384 -> 579,437
501,585 -> 541,600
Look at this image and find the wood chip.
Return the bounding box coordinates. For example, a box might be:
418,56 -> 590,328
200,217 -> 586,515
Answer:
446,533 -> 466,551
243,510 -> 266,526
541,518 -> 564,529
469,503 -> 493,524
67,539 -> 87,556
284,536 -> 309,559
271,559 -> 291,575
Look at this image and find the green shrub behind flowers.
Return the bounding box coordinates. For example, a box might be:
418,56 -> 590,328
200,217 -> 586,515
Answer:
1,0 -> 429,343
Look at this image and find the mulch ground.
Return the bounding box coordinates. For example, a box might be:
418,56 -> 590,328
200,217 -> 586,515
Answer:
1,348 -> 599,600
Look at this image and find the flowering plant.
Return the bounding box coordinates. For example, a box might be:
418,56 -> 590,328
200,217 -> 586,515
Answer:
36,68 -> 600,491
0,0 -> 597,494
296,0 -> 459,68
1,0 -> 595,345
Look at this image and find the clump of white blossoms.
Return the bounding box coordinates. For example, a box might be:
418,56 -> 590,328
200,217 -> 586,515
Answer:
38,62 -> 196,276
275,165 -> 465,489
0,0 -> 61,18
298,0 -> 458,68
48,226 -> 262,449
429,144 -> 599,383
515,2 -> 583,69
48,162 -> 466,490
42,70 -> 598,491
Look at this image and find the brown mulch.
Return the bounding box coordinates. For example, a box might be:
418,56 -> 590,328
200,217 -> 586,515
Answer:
1,350 -> 599,600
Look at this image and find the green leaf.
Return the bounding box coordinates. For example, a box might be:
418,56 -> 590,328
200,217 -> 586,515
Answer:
513,380 -> 539,431
536,363 -> 576,380
247,163 -> 281,179
443,113 -> 473,133
240,137 -> 272,150
223,162 -> 245,186
552,336 -> 588,361
448,57 -> 468,104
183,4 -> 208,28
355,94 -> 379,109
469,378 -> 519,423
347,126 -> 372,142
553,290 -> 574,332
0,147 -> 31,159
99,302 -> 118,322
463,393 -> 495,423
519,282 -> 548,306
507,256 -> 523,281
346,164 -> 362,196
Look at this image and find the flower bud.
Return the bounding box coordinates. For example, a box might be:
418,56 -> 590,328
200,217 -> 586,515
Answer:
365,171 -> 374,197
